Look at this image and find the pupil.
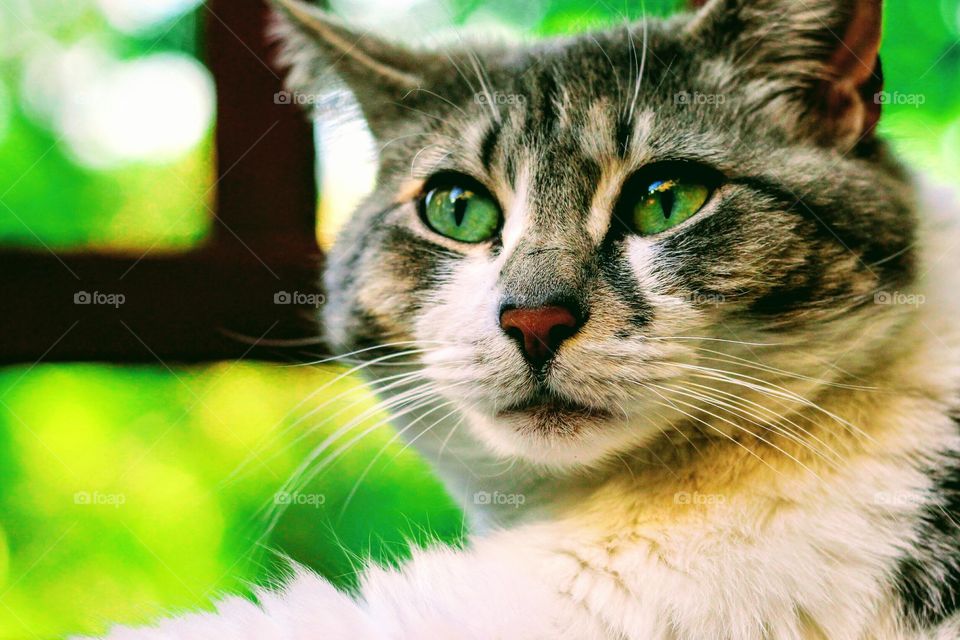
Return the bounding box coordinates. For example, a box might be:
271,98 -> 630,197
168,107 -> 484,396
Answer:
453,197 -> 468,226
660,189 -> 676,219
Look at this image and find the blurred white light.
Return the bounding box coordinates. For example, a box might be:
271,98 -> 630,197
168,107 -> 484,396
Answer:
316,113 -> 376,247
63,53 -> 214,168
20,39 -> 111,126
329,0 -> 448,35
21,42 -> 214,168
330,0 -> 421,18
96,0 -> 202,34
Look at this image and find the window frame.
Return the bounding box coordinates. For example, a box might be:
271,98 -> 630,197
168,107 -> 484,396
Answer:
0,0 -> 327,365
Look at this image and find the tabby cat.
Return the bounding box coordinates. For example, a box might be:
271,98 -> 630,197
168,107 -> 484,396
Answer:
93,0 -> 960,637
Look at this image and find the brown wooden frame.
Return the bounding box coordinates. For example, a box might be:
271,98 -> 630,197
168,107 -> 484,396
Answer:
0,0 -> 328,364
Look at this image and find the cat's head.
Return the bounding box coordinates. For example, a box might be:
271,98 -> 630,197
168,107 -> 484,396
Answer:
276,0 -> 917,468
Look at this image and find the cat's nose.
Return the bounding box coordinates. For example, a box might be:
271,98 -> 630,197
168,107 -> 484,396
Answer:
499,305 -> 581,368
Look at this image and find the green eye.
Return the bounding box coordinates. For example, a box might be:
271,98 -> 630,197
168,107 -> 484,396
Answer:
422,182 -> 501,243
631,177 -> 711,236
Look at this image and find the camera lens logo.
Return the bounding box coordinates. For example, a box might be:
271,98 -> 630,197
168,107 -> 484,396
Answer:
274,291 -> 325,307
473,490 -> 525,508
874,291 -> 925,307
74,291 -> 125,308
273,491 -> 326,508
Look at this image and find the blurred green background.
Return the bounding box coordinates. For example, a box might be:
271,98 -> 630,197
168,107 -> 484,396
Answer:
0,0 -> 957,637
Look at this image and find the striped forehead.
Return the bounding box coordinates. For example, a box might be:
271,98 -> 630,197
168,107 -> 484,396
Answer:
403,91 -> 659,252
482,98 -> 657,248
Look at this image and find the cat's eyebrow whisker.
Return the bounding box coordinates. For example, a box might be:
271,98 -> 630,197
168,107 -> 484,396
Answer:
622,24 -> 637,123
400,87 -> 468,118
432,3 -> 503,126
390,103 -> 466,132
462,42 -> 500,124
626,9 -> 649,126
589,35 -> 624,111
438,47 -> 485,111
378,129 -> 456,155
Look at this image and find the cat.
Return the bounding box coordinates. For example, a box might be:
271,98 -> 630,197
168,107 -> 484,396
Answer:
89,0 -> 960,638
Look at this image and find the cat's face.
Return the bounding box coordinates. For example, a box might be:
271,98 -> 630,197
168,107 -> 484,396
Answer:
279,0 -> 916,467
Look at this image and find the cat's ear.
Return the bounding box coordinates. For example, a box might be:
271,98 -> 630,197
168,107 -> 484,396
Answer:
271,0 -> 440,138
690,0 -> 883,148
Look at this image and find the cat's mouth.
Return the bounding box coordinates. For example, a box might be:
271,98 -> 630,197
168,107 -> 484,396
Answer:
496,393 -> 612,423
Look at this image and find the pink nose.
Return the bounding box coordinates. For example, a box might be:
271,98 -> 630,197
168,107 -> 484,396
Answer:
499,306 -> 580,367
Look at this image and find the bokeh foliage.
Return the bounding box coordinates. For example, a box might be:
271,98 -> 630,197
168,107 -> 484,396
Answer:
0,364 -> 463,636
0,0 -> 957,637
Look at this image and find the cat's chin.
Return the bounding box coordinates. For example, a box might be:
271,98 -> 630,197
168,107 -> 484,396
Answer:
463,404 -> 651,469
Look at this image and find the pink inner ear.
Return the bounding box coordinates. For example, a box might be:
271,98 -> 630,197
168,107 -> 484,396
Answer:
822,0 -> 884,140
828,0 -> 883,87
